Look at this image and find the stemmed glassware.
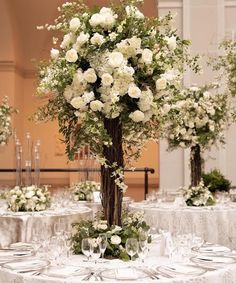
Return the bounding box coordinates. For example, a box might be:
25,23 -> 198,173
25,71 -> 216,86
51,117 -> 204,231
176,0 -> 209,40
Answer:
125,238 -> 138,261
91,241 -> 101,264
81,238 -> 93,261
98,233 -> 107,259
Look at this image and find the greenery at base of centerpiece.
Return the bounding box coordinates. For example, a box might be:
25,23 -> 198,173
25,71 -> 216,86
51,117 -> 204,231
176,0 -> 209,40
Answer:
202,169 -> 231,194
72,180 -> 100,201
6,185 -> 51,212
180,181 -> 215,207
0,96 -> 17,146
72,210 -> 150,261
34,0 -> 200,226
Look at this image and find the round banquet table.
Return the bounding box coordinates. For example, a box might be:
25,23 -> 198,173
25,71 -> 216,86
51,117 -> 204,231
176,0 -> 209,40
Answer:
0,242 -> 236,282
130,202 -> 236,249
78,196 -> 132,217
0,205 -> 92,248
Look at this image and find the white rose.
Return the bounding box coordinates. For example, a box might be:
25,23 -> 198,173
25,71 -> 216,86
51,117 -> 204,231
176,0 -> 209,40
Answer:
82,91 -> 95,103
84,68 -> 97,83
50,48 -> 59,60
156,77 -> 167,90
101,73 -> 113,86
65,49 -> 78,63
141,49 -> 153,64
70,97 -> 87,110
109,52 -> 124,68
165,35 -> 177,50
90,100 -> 104,111
189,86 -> 200,92
128,85 -> 142,98
90,33 -> 105,46
60,33 -> 73,49
25,191 -> 35,199
97,224 -> 108,230
129,110 -> 145,122
69,17 -> 81,31
111,235 -> 121,245
76,32 -> 89,46
63,86 -> 73,101
89,13 -> 103,27
111,225 -> 122,234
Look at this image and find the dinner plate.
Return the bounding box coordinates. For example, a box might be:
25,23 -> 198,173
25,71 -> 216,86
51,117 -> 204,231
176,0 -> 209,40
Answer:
157,263 -> 206,278
100,267 -> 148,280
191,255 -> 235,268
9,242 -> 34,250
192,244 -> 231,255
0,248 -> 33,261
3,258 -> 50,272
42,266 -> 90,278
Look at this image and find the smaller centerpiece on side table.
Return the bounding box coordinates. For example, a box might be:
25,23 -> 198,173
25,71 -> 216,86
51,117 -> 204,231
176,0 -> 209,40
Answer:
6,185 -> 51,212
162,84 -> 236,206
72,180 -> 100,201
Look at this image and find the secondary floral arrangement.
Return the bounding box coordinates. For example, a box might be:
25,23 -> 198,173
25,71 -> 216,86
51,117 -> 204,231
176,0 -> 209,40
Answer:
0,96 -> 16,146
180,181 -> 215,207
72,210 -> 150,260
72,180 -> 100,201
6,185 -> 51,212
162,84 -> 235,187
34,0 -> 199,225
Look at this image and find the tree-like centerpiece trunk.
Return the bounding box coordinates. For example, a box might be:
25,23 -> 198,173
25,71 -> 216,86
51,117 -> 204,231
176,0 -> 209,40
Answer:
101,117 -> 124,227
190,144 -> 202,187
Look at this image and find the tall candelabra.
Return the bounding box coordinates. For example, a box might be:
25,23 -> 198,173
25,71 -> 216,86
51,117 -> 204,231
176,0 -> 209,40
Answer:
15,132 -> 41,187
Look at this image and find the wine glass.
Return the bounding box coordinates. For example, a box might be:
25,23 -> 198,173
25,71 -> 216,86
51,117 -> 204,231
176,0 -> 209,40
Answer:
138,244 -> 148,263
125,238 -> 138,261
98,234 -> 107,259
54,218 -> 66,237
91,240 -> 101,264
81,238 -> 92,261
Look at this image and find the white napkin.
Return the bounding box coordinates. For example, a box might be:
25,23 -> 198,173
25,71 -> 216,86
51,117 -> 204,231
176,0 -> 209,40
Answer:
199,245 -> 230,253
4,259 -> 45,271
44,266 -> 81,278
115,268 -> 138,279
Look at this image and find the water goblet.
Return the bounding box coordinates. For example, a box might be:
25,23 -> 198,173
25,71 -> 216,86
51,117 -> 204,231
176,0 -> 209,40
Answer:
81,238 -> 93,261
125,238 -> 138,261
98,233 -> 107,259
91,240 -> 101,264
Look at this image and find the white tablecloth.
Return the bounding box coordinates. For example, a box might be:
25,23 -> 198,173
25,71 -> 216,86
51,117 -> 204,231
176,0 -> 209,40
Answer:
0,206 -> 92,248
130,202 -> 236,249
0,244 -> 236,282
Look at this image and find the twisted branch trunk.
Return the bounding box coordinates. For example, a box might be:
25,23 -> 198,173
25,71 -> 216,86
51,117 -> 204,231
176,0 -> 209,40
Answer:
190,145 -> 202,187
101,117 -> 124,226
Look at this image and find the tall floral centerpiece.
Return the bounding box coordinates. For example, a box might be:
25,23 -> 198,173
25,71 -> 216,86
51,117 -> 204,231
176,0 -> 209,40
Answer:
0,96 -> 16,146
35,0 -> 198,225
162,84 -> 235,187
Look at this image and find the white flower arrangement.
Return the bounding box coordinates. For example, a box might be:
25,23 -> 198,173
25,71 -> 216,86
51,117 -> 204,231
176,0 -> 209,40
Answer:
0,96 -> 16,146
72,180 -> 100,201
6,185 -> 51,212
34,0 -> 199,176
162,84 -> 235,150
72,210 -> 150,260
180,181 -> 215,207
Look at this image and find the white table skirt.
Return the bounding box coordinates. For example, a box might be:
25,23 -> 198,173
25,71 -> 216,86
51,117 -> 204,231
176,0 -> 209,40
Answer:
0,252 -> 236,282
130,202 -> 236,249
0,206 -> 92,248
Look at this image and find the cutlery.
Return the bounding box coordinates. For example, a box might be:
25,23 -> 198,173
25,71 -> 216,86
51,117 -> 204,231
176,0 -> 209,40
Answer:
82,272 -> 94,281
139,268 -> 159,279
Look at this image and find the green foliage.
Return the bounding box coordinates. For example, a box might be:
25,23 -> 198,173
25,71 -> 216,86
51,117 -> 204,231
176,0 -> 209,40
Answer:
71,210 -> 150,260
202,169 -> 231,193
